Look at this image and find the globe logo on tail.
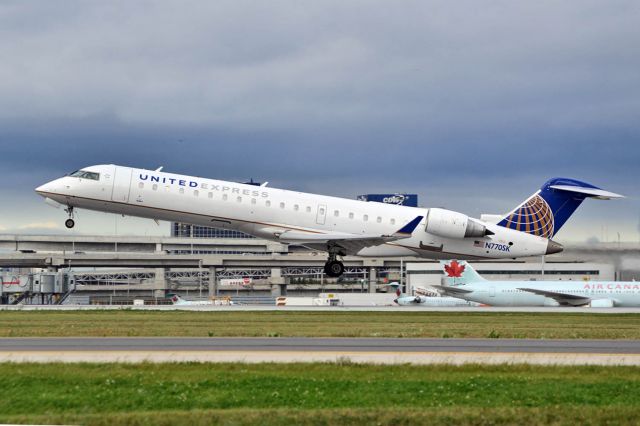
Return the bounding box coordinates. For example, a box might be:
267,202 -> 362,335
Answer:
501,194 -> 554,238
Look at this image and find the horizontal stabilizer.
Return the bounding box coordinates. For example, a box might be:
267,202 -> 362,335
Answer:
497,177 -> 624,238
430,284 -> 473,295
548,185 -> 624,200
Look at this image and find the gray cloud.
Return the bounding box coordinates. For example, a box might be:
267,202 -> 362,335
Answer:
0,1 -> 638,240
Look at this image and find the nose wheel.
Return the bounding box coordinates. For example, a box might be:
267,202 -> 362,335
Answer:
64,206 -> 75,229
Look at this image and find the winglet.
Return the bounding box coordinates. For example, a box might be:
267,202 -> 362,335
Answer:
395,216 -> 423,236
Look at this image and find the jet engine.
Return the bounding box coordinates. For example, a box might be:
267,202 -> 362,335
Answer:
425,208 -> 493,239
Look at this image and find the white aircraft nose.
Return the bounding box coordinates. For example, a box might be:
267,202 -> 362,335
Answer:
35,181 -> 54,196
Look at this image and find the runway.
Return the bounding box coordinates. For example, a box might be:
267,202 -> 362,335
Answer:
1,337 -> 639,365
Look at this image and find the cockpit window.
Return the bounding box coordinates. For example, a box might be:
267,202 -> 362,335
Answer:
70,170 -> 100,180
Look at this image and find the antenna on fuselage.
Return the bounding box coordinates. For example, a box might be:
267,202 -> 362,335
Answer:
155,166 -> 164,172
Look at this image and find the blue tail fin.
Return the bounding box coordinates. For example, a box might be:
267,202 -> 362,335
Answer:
497,178 -> 623,238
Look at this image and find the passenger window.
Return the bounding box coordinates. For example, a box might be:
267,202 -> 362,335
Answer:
208,192 -> 213,198
319,208 -> 325,215
138,182 -> 144,189
194,190 -> 199,197
390,218 -> 396,225
280,202 -> 285,209
152,184 -> 158,191
294,204 -> 299,211
363,215 -> 368,221
179,187 -> 185,194
251,198 -> 257,204
377,217 -> 382,223
334,210 -> 339,217
349,212 -> 354,219
223,194 -> 228,201
266,200 -> 271,207
306,206 -> 311,213
237,196 -> 242,203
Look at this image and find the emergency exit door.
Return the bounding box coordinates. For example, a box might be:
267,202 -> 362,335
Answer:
316,204 -> 327,225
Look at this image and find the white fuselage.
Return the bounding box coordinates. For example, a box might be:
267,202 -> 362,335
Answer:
447,281 -> 640,307
35,164 -> 553,259
395,295 -> 482,307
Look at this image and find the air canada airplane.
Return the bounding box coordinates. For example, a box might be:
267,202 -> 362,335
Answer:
35,165 -> 622,277
167,293 -> 233,306
434,260 -> 640,307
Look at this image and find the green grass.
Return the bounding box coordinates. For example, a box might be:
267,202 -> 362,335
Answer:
1,363 -> 640,425
1,310 -> 640,338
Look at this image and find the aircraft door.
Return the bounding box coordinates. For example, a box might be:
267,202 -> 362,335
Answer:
316,204 -> 327,225
111,167 -> 132,203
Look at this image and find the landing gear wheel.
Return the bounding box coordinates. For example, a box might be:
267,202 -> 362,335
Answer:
324,260 -> 344,277
65,219 -> 75,229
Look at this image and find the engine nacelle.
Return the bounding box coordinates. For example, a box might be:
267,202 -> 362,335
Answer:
589,298 -> 615,308
425,208 -> 491,239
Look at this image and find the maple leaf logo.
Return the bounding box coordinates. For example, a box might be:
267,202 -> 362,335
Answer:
444,260 -> 465,277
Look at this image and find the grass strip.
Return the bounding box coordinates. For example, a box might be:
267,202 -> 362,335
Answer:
0,363 -> 639,425
1,310 -> 640,339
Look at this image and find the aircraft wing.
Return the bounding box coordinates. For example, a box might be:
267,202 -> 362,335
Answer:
429,285 -> 473,296
517,288 -> 591,306
277,216 -> 423,255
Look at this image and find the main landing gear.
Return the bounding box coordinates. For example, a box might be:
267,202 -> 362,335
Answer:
324,248 -> 345,278
64,206 -> 75,229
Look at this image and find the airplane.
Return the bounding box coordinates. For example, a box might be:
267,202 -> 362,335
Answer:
433,260 -> 640,307
167,293 -> 233,306
35,165 -> 622,277
387,282 -> 482,307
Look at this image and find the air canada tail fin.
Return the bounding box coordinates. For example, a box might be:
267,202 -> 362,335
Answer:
440,260 -> 486,286
386,282 -> 402,297
166,293 -> 185,305
497,178 -> 623,238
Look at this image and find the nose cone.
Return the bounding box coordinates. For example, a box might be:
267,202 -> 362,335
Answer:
35,183 -> 51,196
546,239 -> 564,255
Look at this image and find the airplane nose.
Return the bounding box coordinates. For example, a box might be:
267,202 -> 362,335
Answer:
35,183 -> 49,196
35,180 -> 57,197
546,240 -> 564,255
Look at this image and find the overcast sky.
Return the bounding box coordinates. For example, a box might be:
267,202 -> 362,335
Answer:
0,1 -> 638,242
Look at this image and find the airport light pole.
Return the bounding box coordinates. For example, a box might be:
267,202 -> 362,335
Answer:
198,259 -> 203,298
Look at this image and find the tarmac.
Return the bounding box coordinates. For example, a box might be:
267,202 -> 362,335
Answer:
1,337 -> 639,365
3,305 -> 640,313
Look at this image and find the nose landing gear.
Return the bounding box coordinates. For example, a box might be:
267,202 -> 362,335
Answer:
64,206 -> 75,229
